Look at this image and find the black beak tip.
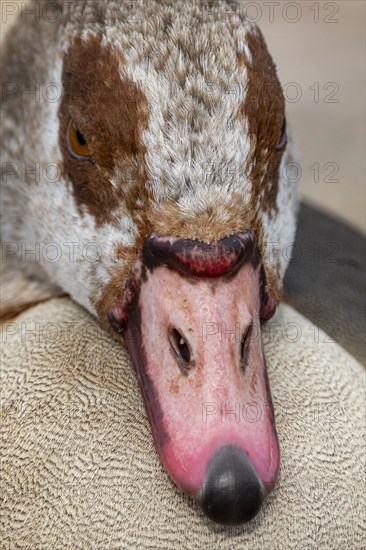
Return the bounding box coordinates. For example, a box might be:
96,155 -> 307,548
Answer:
200,445 -> 264,525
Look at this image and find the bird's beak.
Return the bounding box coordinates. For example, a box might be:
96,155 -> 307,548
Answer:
109,231 -> 280,525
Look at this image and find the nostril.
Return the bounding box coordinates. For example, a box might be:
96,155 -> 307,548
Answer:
240,323 -> 252,372
168,327 -> 192,374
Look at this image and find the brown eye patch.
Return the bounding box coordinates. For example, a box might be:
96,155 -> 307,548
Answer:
67,118 -> 93,161
237,27 -> 286,216
58,34 -> 149,226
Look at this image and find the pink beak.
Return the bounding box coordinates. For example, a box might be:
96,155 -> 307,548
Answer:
109,230 -> 280,525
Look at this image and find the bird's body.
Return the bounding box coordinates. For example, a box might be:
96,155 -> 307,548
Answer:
1,0 -> 299,524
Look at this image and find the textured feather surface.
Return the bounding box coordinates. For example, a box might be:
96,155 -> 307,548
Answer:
1,297 -> 365,548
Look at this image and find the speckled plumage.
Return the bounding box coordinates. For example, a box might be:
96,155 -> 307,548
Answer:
1,0 -> 299,321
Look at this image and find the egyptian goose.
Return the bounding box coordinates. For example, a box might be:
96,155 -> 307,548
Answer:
0,0 -> 299,525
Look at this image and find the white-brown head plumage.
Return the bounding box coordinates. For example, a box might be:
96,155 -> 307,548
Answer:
1,0 -> 299,323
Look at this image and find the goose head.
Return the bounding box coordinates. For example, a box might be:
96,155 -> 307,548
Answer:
2,0 -> 299,525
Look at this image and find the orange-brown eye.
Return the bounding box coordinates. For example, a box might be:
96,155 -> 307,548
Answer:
275,117 -> 287,151
67,119 -> 92,160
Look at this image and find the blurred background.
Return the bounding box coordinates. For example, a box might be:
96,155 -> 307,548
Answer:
260,0 -> 365,234
1,0 -> 365,233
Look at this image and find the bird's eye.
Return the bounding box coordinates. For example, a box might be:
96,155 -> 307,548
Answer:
275,117 -> 287,151
67,119 -> 92,160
